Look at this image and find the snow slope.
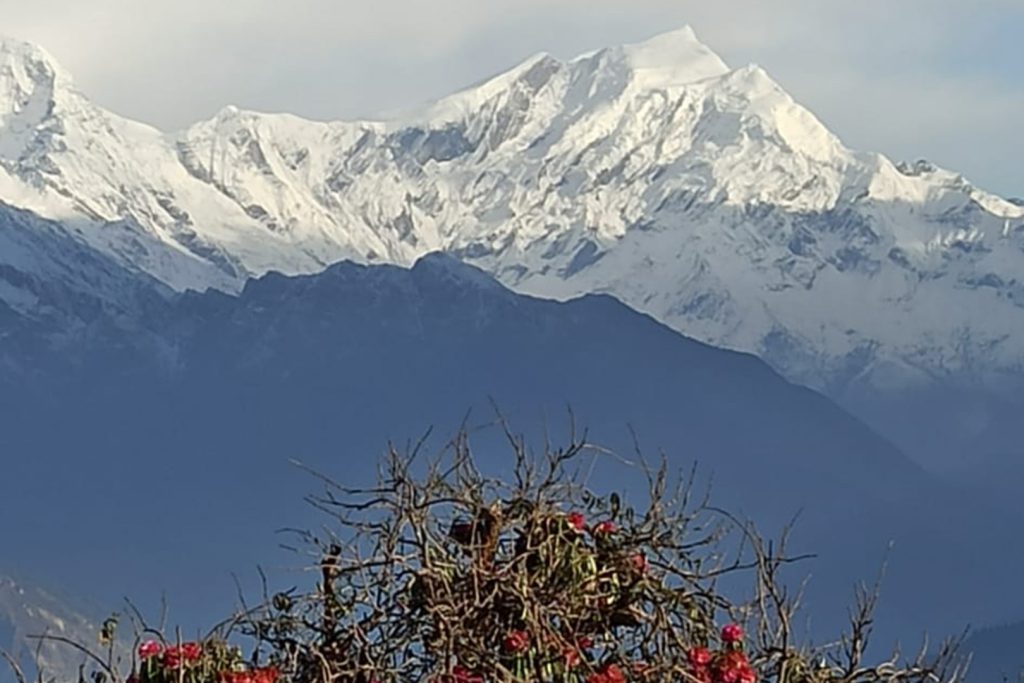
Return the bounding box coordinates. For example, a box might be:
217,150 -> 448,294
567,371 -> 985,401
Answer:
1,27 -> 1023,400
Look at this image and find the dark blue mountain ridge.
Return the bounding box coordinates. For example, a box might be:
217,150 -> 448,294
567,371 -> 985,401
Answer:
0,231 -> 1018,664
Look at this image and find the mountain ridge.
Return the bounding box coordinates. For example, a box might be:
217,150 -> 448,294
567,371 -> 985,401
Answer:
1,27 -> 1023,465
7,252 -> 1021,652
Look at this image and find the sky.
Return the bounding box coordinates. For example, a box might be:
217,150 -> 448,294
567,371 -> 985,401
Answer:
3,0 -> 1021,197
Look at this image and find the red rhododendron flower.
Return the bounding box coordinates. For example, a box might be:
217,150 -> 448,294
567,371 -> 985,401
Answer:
567,512 -> 586,532
688,646 -> 712,668
451,665 -> 483,683
593,520 -> 616,535
688,645 -> 714,683
219,668 -> 278,683
137,640 -> 162,660
180,642 -> 202,661
502,629 -> 530,654
162,650 -> 181,669
714,650 -> 753,683
252,666 -> 279,683
587,662 -> 627,683
721,623 -> 744,643
737,664 -> 757,683
163,641 -> 201,669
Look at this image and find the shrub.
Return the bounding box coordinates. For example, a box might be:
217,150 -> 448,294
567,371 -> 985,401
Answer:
13,427 -> 966,683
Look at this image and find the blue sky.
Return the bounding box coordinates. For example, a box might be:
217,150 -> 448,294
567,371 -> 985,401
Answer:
5,0 -> 1021,197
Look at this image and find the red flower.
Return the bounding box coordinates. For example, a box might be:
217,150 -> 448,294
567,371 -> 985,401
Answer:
629,552 -> 647,574
577,636 -> 594,649
714,651 -> 753,683
688,645 -> 714,683
162,642 -> 200,669
252,666 -> 279,683
451,665 -> 483,683
688,646 -> 712,668
567,512 -> 586,532
594,520 -> 616,535
721,667 -> 741,683
502,629 -> 530,654
721,623 -> 744,644
180,642 -> 202,661
587,662 -> 627,683
162,649 -> 181,669
220,667 -> 278,683
137,640 -> 162,660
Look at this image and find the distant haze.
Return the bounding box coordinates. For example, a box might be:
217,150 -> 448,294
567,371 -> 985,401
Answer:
2,0 -> 1021,197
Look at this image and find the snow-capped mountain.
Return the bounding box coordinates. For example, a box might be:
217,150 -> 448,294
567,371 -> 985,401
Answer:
0,575 -> 106,683
1,28 -> 1023,460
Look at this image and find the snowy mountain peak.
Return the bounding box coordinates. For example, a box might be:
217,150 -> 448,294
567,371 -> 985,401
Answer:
0,38 -> 76,156
612,25 -> 731,87
0,37 -> 74,115
1,27 -> 1024,417
414,27 -> 728,126
0,37 -> 71,90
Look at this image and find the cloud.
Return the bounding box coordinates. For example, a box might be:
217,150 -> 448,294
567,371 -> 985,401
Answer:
2,0 -> 1020,196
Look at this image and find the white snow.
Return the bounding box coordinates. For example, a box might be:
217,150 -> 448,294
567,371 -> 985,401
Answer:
1,27 -> 1022,393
